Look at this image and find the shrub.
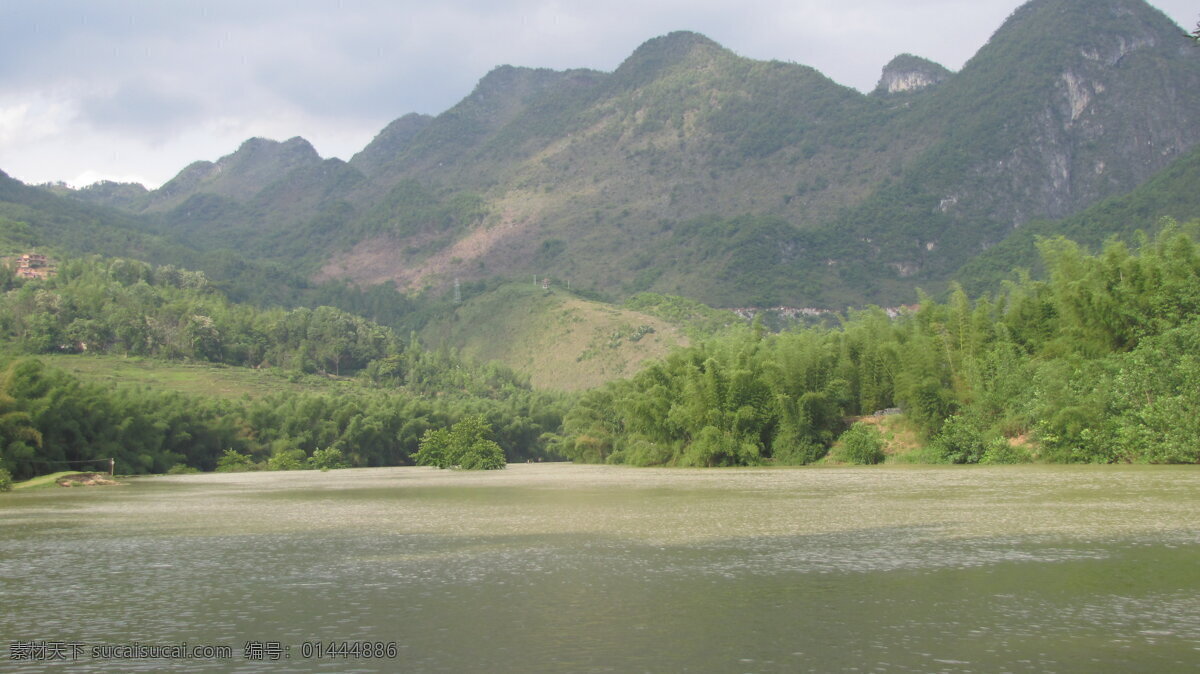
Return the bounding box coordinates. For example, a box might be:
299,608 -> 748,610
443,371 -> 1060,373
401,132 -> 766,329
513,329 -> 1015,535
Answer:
166,464 -> 199,475
980,438 -> 1033,464
681,426 -> 760,467
308,447 -> 351,470
415,416 -> 506,470
929,413 -> 991,464
267,447 -> 307,471
833,422 -> 886,465
215,449 -> 256,472
0,467 -> 12,492
771,430 -> 828,465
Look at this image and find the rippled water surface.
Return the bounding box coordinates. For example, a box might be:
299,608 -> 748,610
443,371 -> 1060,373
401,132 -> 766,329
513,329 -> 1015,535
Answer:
2,464 -> 1198,672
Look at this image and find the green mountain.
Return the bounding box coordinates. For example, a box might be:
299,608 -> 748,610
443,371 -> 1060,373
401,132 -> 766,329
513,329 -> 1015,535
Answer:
955,142 -> 1200,292
53,0 -> 1200,307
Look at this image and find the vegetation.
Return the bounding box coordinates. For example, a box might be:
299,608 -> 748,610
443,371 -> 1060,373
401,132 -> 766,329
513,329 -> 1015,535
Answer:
17,2 -> 1188,312
414,416 -> 506,470
0,256 -> 567,481
833,423 -> 886,465
7,4 -> 1200,482
3,223 -> 1198,481
557,226 -> 1200,466
420,283 -> 689,390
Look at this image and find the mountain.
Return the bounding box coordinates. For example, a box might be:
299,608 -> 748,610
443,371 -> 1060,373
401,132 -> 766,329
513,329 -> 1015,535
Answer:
873,54 -> 952,95
60,0 -> 1200,308
831,0 -> 1200,288
955,141 -> 1200,292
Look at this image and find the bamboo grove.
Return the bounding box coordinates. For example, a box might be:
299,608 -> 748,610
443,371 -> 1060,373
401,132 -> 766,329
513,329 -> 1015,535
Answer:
557,224 -> 1200,466
0,256 -> 567,480
2,224 -> 1198,481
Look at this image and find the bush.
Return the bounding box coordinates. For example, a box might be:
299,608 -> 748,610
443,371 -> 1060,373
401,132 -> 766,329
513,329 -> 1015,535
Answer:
308,447 -> 351,470
415,416 -> 506,470
929,413 -> 991,464
215,449 -> 256,472
166,464 -> 200,475
681,426 -> 761,467
833,422 -> 886,465
0,467 -> 12,492
771,430 -> 828,465
267,447 -> 307,471
980,438 -> 1033,464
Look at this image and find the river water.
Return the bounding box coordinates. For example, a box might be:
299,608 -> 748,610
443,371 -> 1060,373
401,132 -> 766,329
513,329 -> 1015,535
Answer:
2,464 -> 1197,672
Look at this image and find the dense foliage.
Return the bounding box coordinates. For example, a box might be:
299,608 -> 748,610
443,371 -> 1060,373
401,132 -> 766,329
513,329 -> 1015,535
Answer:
414,415 -> 506,470
0,257 -> 568,481
558,227 -> 1200,466
0,355 -> 565,481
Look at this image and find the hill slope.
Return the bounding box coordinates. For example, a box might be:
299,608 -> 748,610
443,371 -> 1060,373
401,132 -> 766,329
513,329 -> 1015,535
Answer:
419,283 -> 690,390
60,0 -> 1200,308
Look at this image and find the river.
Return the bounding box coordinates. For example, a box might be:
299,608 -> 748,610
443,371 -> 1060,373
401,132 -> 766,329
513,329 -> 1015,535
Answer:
2,463 -> 1198,672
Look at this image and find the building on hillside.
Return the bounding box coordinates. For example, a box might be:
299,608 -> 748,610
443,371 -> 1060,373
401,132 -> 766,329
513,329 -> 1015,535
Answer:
9,253 -> 55,280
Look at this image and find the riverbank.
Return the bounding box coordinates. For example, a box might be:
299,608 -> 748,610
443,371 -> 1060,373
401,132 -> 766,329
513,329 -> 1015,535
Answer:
11,471 -> 120,490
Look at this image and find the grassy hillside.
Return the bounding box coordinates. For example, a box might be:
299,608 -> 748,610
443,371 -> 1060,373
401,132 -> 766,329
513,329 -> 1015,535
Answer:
31,354 -> 352,400
420,283 -> 689,390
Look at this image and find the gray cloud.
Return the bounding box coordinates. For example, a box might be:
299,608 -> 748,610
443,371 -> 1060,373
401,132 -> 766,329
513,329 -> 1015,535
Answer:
79,81 -> 204,136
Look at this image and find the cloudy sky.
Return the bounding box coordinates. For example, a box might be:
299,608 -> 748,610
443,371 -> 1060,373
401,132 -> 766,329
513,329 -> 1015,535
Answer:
2,0 -> 1196,188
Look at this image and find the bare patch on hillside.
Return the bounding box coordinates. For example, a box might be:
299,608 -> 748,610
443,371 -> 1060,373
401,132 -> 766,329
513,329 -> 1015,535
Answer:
317,209 -> 537,289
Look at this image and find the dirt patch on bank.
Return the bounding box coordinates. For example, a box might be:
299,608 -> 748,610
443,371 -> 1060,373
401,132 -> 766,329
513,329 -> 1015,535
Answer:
56,473 -> 120,487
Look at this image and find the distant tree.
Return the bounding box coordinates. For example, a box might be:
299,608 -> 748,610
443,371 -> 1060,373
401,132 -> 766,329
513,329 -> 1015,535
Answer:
308,447 -> 350,470
215,448 -> 256,472
0,361 -> 43,479
833,422 -> 885,465
415,416 -> 506,470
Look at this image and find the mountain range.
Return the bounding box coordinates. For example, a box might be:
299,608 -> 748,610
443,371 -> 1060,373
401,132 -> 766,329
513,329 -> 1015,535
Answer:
29,0 -> 1200,308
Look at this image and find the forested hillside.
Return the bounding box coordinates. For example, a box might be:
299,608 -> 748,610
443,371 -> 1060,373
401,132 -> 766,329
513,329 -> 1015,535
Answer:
0,256 -> 567,481
557,225 -> 1200,466
4,0 -> 1200,484
61,0 -> 1200,308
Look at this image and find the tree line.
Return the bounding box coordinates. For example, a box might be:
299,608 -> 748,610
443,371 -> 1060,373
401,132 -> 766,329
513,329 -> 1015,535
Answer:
4,224 -> 1198,483
556,224 -> 1200,465
0,355 -> 566,481
0,256 -> 568,481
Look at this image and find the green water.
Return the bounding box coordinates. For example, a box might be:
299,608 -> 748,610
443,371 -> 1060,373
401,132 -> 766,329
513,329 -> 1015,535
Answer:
2,464 -> 1197,672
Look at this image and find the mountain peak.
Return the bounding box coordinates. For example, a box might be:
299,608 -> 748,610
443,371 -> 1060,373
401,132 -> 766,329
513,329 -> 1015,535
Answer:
147,136 -> 324,209
613,31 -> 731,86
350,113 -> 433,177
979,0 -> 1188,63
873,54 -> 952,94
228,136 -> 320,166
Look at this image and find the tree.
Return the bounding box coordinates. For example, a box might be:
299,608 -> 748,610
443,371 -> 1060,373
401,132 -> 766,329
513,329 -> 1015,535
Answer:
216,448 -> 256,472
308,446 -> 350,470
415,416 -> 506,470
833,422 -> 885,465
0,360 -> 43,479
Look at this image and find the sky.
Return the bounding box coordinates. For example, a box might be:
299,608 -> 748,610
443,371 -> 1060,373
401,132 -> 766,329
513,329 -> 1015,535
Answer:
1,1 -> 1196,189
